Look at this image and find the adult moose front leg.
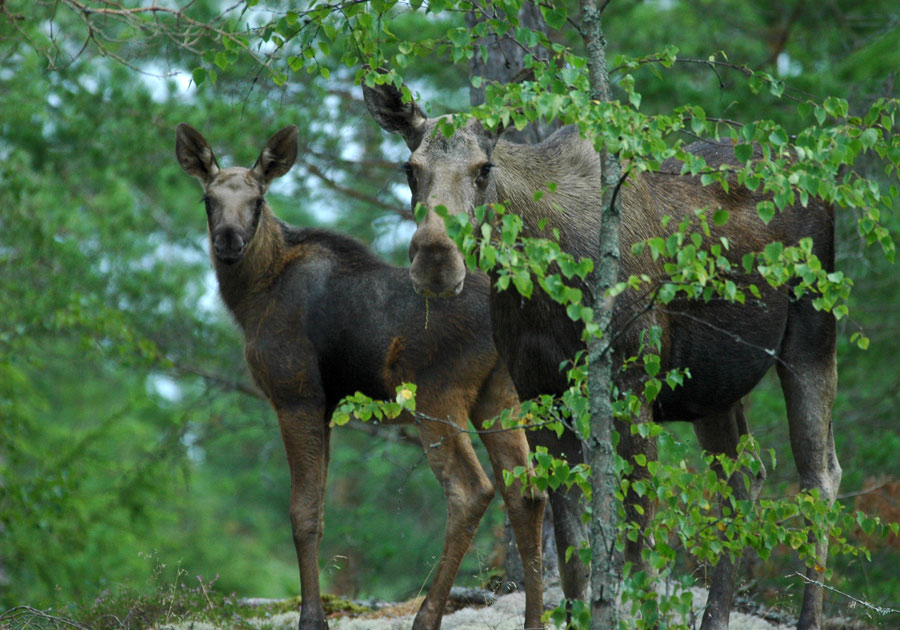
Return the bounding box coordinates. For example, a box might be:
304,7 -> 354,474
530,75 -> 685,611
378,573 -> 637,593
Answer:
778,305 -> 840,630
692,402 -> 767,630
277,403 -> 332,630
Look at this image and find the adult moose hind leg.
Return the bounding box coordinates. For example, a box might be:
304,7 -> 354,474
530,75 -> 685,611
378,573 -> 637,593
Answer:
276,402 -> 332,630
777,304 -> 840,630
526,427 -> 590,605
410,397 -> 497,630
470,362 -> 546,630
693,401 -> 766,630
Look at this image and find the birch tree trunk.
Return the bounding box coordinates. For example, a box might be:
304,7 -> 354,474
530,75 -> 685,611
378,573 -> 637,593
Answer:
581,2 -> 624,628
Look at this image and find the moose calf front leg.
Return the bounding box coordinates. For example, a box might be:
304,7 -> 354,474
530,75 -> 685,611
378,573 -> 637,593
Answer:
413,416 -> 496,630
278,406 -> 331,630
471,365 -> 546,630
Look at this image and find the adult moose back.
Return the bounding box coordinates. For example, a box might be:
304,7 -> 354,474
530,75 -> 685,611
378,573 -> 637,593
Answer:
364,80 -> 840,630
175,123 -> 547,630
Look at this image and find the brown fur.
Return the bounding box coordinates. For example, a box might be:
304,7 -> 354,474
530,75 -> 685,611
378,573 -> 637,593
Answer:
365,82 -> 841,630
176,123 -> 547,630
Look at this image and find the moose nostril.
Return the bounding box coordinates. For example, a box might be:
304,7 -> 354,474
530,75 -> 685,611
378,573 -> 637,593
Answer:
213,229 -> 245,263
439,278 -> 465,298
411,281 -> 435,298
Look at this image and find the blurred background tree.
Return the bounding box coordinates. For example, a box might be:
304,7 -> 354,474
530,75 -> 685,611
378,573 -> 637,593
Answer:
1,0 -> 898,626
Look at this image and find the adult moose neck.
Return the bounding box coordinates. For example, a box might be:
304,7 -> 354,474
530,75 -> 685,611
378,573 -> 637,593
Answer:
490,129 -> 604,242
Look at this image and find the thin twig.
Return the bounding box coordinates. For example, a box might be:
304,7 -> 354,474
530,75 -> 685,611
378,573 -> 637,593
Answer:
0,606 -> 93,629
836,478 -> 895,501
789,572 -> 900,616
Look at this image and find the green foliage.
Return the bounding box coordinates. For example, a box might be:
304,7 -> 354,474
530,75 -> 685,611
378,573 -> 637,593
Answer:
3,1 -> 900,628
331,384 -> 417,426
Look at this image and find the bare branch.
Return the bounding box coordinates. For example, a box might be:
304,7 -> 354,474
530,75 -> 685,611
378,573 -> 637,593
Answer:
836,478 -> 895,501
174,363 -> 265,399
789,572 -> 900,616
299,158 -> 413,220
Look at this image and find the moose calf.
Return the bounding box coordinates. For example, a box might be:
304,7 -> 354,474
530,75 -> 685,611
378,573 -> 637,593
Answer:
175,123 -> 546,630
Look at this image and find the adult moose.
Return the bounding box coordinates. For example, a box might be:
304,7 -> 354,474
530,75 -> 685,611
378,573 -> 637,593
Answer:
175,123 -> 547,630
364,80 -> 840,630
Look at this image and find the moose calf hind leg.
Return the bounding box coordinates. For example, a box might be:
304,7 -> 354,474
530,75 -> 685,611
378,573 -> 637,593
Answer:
471,365 -> 546,630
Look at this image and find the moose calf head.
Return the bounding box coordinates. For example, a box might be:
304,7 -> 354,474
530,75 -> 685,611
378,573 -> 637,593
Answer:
363,80 -> 503,298
175,123 -> 299,265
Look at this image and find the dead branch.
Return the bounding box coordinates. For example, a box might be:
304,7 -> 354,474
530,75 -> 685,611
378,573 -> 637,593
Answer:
789,572 -> 900,617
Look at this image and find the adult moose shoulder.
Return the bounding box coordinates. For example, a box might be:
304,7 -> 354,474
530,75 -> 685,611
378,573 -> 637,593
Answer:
364,80 -> 840,630
175,123 -> 547,630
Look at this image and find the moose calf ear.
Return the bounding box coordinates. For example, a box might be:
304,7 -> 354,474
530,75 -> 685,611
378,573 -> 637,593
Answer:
362,80 -> 426,151
175,123 -> 220,186
251,125 -> 299,187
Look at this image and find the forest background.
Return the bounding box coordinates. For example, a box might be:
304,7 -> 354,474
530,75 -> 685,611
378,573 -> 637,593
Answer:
2,0 -> 899,627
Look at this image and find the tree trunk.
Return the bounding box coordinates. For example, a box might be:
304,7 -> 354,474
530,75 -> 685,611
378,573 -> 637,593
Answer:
581,2 -> 623,629
465,0 -> 560,592
466,1 -> 556,144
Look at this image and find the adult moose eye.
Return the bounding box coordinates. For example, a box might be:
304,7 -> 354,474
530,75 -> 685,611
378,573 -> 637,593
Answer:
402,162 -> 418,194
475,162 -> 493,186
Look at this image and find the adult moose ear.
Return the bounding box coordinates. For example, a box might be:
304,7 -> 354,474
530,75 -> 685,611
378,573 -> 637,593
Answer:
362,76 -> 427,151
176,123 -> 220,186
251,125 -> 299,189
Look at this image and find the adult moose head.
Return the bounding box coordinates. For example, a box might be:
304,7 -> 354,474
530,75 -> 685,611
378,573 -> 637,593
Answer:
363,81 -> 509,297
176,123 -> 547,630
365,78 -> 841,630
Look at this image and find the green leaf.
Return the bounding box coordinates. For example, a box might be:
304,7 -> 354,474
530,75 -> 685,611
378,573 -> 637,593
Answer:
512,270 -> 533,299
213,51 -> 229,70
643,354 -> 660,378
734,143 -> 753,163
644,378 -> 662,402
860,128 -> 879,149
756,200 -> 775,224
764,241 -> 783,262
541,6 -> 568,30
657,283 -> 677,304
768,128 -> 788,147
